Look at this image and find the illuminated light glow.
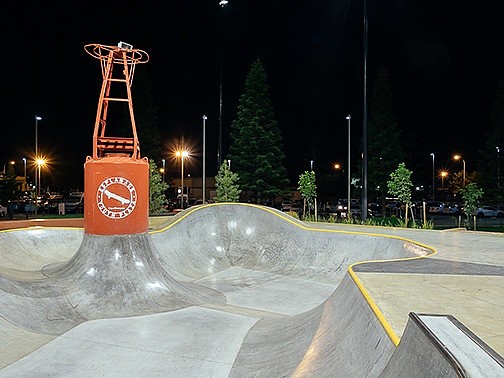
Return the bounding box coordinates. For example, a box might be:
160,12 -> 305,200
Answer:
27,229 -> 45,236
114,251 -> 121,260
245,227 -> 253,236
215,246 -> 224,253
86,267 -> 96,276
147,282 -> 165,290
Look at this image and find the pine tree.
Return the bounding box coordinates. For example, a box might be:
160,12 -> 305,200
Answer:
215,160 -> 241,202
367,65 -> 404,215
228,58 -> 289,203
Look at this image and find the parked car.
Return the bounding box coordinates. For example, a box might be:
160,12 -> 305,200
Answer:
474,206 -> 504,218
441,203 -> 463,215
281,200 -> 293,212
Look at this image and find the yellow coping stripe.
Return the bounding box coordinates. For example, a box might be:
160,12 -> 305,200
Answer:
0,226 -> 83,234
151,203 -> 438,346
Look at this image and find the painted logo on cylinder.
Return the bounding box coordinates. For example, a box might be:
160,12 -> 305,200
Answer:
96,177 -> 137,219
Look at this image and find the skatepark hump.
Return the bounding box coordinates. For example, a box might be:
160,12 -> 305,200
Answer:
0,203 -> 502,377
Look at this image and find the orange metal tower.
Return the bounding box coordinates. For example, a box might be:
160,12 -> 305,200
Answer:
83,42 -> 150,235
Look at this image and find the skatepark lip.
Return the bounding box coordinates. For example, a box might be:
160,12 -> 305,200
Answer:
1,203 -> 502,376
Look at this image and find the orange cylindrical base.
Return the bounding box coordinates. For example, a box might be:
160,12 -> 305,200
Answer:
84,156 -> 149,235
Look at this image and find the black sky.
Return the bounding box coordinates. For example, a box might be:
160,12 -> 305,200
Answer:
2,1 -> 502,191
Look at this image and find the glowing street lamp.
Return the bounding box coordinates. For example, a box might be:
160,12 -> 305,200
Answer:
35,116 -> 42,196
453,154 -> 466,187
175,150 -> 189,209
440,170 -> 448,189
3,160 -> 14,175
36,158 -> 45,197
23,157 -> 27,186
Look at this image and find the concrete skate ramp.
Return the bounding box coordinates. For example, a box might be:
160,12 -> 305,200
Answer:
149,203 -> 430,284
2,203 -> 466,376
381,313 -> 504,377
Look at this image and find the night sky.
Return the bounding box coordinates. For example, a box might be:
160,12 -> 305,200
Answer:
3,1 -> 502,192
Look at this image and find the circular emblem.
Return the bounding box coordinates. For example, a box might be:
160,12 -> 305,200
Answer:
96,177 -> 137,219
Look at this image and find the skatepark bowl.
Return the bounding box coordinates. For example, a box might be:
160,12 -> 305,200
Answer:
0,203 -> 503,377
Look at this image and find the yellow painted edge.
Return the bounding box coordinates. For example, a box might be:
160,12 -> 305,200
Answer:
0,226 -> 83,234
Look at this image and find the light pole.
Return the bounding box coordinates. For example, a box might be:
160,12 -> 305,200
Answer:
161,159 -> 166,183
440,171 -> 448,189
202,115 -> 207,204
430,153 -> 435,201
346,115 -> 351,216
453,154 -> 466,187
3,161 -> 15,177
217,0 -> 229,168
36,159 -> 45,197
35,116 -> 42,195
497,146 -> 501,189
23,158 -> 27,189
361,0 -> 369,222
176,150 -> 189,209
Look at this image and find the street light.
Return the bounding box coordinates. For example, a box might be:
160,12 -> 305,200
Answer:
346,115 -> 351,217
497,146 -> 501,189
430,153 -> 435,201
175,150 -> 189,209
202,115 -> 207,204
453,154 -> 466,187
217,0 -> 229,168
36,158 -> 45,197
440,171 -> 448,189
161,159 -> 166,182
3,161 -> 14,175
361,0 -> 369,222
35,116 -> 42,196
23,158 -> 27,188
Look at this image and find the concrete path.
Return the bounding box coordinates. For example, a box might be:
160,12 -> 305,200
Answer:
0,204 -> 502,377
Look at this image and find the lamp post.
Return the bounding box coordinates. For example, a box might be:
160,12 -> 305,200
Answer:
3,161 -> 14,175
217,0 -> 229,168
346,115 -> 351,216
36,159 -> 45,197
161,159 -> 166,183
497,146 -> 501,189
35,116 -> 42,195
453,154 -> 466,187
440,171 -> 448,189
430,153 -> 435,201
23,158 -> 27,189
361,0 -> 369,222
202,115 -> 207,204
176,150 -> 189,209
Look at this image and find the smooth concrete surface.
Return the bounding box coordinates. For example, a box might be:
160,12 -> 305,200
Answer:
0,203 -> 502,377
